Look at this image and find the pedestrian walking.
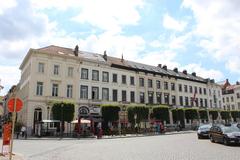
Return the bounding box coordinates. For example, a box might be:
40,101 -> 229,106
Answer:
21,125 -> 27,139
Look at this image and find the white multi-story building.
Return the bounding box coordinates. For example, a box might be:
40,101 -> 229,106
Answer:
17,45 -> 223,134
221,79 -> 240,111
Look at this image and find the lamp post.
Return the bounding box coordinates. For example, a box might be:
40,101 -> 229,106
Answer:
134,113 -> 137,134
61,103 -> 64,138
122,105 -> 126,135
47,106 -> 50,135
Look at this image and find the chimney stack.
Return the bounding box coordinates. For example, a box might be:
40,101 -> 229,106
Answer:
74,45 -> 79,56
103,50 -> 107,61
162,65 -> 167,70
236,81 -> 240,85
157,64 -> 162,68
192,72 -> 196,77
173,67 -> 178,73
183,70 -> 187,75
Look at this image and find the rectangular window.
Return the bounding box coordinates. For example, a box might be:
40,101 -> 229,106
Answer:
81,68 -> 88,79
112,73 -> 118,83
130,91 -> 135,103
195,98 -> 199,107
203,88 -> 207,95
204,99 -> 208,107
210,99 -> 212,108
130,76 -> 135,85
222,97 -> 225,103
179,84 -> 182,92
209,89 -> 212,96
68,67 -> 73,77
92,87 -> 99,100
194,86 -> 198,93
237,93 -> 240,99
184,85 -> 188,92
53,65 -> 59,75
226,97 -> 229,102
171,83 -> 175,91
139,78 -> 144,87
231,96 -> 234,102
172,95 -> 176,105
148,79 -> 153,88
122,90 -> 127,102
156,92 -> 162,104
122,75 -> 127,84
199,87 -> 202,94
200,98 -> 203,107
112,89 -> 118,102
156,80 -> 161,89
36,82 -> 43,96
102,88 -> 109,101
148,92 -> 154,104
52,83 -> 58,97
140,92 -> 145,103
238,102 -> 240,110
189,86 -> 193,93
185,97 -> 189,106
67,85 -> 73,98
164,82 -> 168,90
179,96 -> 183,106
164,93 -> 169,104
38,63 -> 44,73
92,70 -> 99,81
80,85 -> 88,99
102,71 -> 109,82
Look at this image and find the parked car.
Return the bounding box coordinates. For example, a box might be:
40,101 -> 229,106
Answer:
209,124 -> 240,145
232,123 -> 240,129
197,124 -> 212,139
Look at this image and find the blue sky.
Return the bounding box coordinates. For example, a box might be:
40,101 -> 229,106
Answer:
1,0 -> 240,95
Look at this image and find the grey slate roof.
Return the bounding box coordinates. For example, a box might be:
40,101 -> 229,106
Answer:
35,45 -> 208,83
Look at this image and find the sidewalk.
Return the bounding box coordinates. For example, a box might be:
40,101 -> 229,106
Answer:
102,130 -> 195,139
20,130 -> 195,140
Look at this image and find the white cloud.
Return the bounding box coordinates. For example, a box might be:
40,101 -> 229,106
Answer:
181,63 -> 224,81
182,0 -> 240,75
163,13 -> 187,31
0,65 -> 20,95
0,0 -> 17,15
136,50 -> 180,69
32,0 -> 144,34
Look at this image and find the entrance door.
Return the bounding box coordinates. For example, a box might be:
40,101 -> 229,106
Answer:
33,108 -> 42,134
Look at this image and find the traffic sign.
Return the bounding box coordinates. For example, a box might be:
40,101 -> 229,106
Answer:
7,98 -> 23,112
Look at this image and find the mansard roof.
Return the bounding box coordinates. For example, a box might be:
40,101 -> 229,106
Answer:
33,45 -> 211,84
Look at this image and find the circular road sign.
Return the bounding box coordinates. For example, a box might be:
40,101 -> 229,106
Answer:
7,98 -> 23,112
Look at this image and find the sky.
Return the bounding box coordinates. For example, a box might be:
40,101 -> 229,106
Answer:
0,0 -> 240,95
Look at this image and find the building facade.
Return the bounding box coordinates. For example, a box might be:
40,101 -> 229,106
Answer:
17,45 -> 223,134
221,79 -> 240,111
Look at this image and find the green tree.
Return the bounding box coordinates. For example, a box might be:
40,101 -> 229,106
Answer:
52,102 -> 75,122
52,102 -> 75,136
152,106 -> 169,123
231,111 -> 240,122
220,111 -> 231,120
199,109 -> 208,120
127,106 -> 149,126
172,108 -> 185,127
209,110 -> 219,120
101,105 -> 120,122
184,108 -> 199,120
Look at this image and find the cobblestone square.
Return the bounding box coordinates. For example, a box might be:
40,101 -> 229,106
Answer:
1,132 -> 240,160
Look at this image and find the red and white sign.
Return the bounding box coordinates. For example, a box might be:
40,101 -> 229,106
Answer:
7,98 -> 23,112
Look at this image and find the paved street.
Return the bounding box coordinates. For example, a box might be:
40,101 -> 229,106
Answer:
1,132 -> 240,160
